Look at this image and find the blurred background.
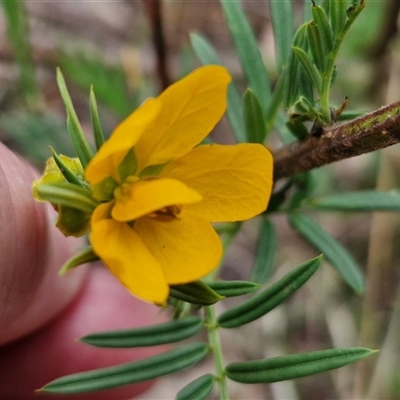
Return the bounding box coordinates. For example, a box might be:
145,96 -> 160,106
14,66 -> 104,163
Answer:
1,1 -> 400,399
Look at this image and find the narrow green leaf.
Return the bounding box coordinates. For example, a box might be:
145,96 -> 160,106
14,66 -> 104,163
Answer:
51,148 -> 86,188
288,213 -> 364,292
224,85 -> 245,142
170,281 -> 224,306
243,89 -> 267,144
66,114 -> 92,170
292,46 -> 322,93
117,148 -> 138,182
226,347 -> 378,383
339,1 -> 366,46
35,182 -> 97,213
269,0 -> 294,70
59,247 -> 98,275
208,281 -> 260,297
89,86 -> 105,151
264,71 -> 285,134
220,0 -> 271,111
139,163 -> 166,178
58,49 -> 136,117
80,316 -> 204,348
190,32 -> 246,142
297,67 -> 315,105
307,21 -> 326,73
57,68 -> 94,168
330,0 -> 347,36
311,3 -> 334,53
189,32 -> 220,65
176,374 -> 215,400
218,256 -> 322,328
40,342 -> 209,394
321,0 -> 330,12
283,23 -> 309,108
250,218 -> 276,285
308,190 -> 400,212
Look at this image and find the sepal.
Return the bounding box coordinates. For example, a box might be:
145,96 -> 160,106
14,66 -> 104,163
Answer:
56,206 -> 91,237
35,182 -> 97,213
32,155 -> 85,201
59,247 -> 99,275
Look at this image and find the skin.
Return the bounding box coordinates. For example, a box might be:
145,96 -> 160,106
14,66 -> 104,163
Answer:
0,143 -> 166,399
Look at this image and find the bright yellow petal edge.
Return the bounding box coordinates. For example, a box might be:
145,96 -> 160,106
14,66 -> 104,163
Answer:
160,143 -> 274,222
85,98 -> 160,185
91,204 -> 168,304
134,65 -> 232,173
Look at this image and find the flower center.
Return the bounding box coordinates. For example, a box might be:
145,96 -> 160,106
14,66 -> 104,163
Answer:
146,205 -> 181,221
114,175 -> 140,202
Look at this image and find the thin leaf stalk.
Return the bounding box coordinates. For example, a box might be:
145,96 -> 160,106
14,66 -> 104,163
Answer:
205,306 -> 229,400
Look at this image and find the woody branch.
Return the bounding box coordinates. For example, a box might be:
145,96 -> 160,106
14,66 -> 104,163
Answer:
273,101 -> 400,181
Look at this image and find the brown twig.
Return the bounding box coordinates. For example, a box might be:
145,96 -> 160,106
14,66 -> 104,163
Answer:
273,101 -> 400,181
142,0 -> 171,90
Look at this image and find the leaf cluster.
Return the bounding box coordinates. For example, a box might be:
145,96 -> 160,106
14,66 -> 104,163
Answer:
40,256 -> 376,398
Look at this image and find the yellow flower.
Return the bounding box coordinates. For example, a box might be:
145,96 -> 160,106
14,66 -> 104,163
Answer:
85,65 -> 273,304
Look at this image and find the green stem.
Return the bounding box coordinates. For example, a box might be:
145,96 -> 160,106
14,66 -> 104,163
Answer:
319,52 -> 336,122
205,306 -> 229,400
319,1 -> 365,123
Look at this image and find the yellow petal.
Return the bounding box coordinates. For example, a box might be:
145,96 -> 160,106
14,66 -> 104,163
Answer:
134,211 -> 222,284
134,65 -> 231,173
160,143 -> 273,222
91,201 -> 114,223
90,209 -> 168,304
85,98 -> 160,185
112,178 -> 203,222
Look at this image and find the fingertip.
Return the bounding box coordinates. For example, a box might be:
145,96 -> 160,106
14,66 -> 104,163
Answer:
0,143 -> 87,344
0,266 -> 167,400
